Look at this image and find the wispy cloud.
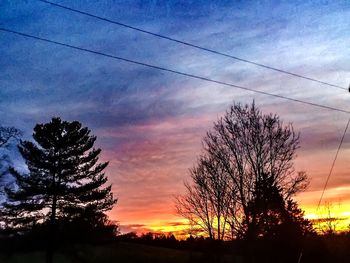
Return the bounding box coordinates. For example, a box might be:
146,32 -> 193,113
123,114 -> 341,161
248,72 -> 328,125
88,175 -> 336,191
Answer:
1,0 -> 349,231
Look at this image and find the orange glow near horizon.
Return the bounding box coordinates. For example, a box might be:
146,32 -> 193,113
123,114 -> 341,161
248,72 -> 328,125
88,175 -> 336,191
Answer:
102,102 -> 350,238
110,191 -> 350,237
302,203 -> 350,233
112,205 -> 350,238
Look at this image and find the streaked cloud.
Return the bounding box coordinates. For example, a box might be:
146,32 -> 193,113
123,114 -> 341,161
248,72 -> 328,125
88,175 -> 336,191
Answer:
1,0 -> 349,233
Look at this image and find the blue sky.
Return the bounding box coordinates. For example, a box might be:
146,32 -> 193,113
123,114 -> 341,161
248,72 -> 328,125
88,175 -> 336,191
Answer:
1,0 -> 350,232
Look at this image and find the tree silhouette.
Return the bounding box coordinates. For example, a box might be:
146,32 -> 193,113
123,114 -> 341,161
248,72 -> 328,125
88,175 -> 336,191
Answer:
176,101 -> 311,241
3,117 -> 117,262
0,126 -> 21,148
245,176 -> 313,239
0,126 -> 21,231
0,126 -> 21,191
316,202 -> 340,235
175,153 -> 232,240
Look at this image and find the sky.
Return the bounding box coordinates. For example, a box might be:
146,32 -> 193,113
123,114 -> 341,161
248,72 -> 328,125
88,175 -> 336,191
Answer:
1,0 -> 350,235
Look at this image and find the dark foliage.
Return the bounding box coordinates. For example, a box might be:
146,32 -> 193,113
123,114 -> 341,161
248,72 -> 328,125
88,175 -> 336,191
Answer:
244,176 -> 314,241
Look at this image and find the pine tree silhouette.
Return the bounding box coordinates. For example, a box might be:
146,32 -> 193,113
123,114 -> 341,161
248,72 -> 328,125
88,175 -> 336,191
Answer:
3,117 -> 117,262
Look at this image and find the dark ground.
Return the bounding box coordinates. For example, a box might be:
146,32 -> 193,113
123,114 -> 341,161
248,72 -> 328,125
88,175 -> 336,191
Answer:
1,234 -> 350,263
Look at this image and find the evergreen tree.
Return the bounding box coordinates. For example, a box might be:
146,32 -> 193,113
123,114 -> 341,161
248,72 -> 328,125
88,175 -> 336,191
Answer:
244,175 -> 286,239
244,175 -> 314,240
3,117 -> 117,234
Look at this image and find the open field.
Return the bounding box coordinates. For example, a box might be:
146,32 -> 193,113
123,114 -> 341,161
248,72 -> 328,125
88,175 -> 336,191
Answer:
2,234 -> 350,262
0,242 -> 234,263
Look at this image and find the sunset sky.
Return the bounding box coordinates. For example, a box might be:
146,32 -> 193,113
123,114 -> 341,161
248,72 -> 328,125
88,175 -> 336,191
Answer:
1,0 -> 350,235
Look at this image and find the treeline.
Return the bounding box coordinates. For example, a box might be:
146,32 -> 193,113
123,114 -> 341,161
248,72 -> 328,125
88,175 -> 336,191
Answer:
116,230 -> 350,263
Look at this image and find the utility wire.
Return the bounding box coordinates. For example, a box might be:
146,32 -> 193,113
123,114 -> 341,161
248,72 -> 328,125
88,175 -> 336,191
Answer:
317,117 -> 350,210
37,0 -> 347,91
1,27 -> 349,115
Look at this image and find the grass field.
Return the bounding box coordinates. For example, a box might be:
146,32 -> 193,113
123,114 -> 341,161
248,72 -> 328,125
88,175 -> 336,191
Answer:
4,236 -> 350,263
0,242 -> 235,263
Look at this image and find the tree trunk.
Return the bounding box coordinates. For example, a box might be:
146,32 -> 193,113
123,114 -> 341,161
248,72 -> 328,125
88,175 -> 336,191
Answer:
46,174 -> 58,263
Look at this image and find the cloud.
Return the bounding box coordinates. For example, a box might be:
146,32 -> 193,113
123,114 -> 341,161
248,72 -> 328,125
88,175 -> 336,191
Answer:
1,0 -> 350,232
118,223 -> 155,234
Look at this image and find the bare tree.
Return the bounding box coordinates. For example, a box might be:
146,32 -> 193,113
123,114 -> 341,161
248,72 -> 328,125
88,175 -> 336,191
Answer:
176,101 -> 310,240
0,126 -> 21,148
175,153 -> 232,240
316,201 -> 340,235
0,126 -> 21,190
0,125 -> 21,229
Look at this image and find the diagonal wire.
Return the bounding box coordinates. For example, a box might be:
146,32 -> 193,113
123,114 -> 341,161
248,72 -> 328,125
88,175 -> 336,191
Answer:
1,27 -> 349,115
317,117 -> 350,210
37,0 -> 346,91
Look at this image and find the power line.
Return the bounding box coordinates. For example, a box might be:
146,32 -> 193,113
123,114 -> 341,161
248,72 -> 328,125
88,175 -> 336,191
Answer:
317,117 -> 350,210
37,0 -> 347,91
1,27 -> 349,115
